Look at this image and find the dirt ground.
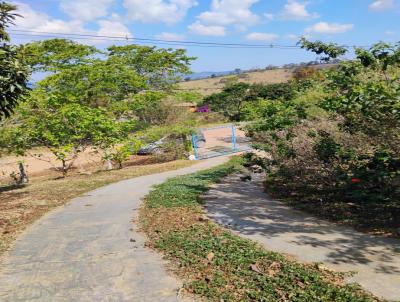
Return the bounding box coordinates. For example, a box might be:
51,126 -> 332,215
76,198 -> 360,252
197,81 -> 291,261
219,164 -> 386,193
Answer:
0,148 -> 112,183
179,64 -> 337,96
196,125 -> 250,159
179,69 -> 293,95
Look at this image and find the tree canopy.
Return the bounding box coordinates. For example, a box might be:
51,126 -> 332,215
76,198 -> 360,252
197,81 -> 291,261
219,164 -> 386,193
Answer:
298,37 -> 348,62
23,39 -> 196,111
0,1 -> 29,120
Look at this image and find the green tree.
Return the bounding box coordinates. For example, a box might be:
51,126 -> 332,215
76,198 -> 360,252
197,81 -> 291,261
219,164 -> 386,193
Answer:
248,83 -> 295,102
23,39 -> 98,72
127,91 -> 167,124
0,1 -> 29,120
204,82 -> 251,121
298,37 -> 348,62
24,40 -> 195,111
322,43 -> 400,143
6,91 -> 134,176
204,82 -> 298,121
37,59 -> 147,108
107,45 -> 196,90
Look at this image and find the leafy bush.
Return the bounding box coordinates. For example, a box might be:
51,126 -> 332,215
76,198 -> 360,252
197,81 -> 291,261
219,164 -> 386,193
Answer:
203,82 -> 298,121
0,2 -> 29,120
246,40 -> 400,234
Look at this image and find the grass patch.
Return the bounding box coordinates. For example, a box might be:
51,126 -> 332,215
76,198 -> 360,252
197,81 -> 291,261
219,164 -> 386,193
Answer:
140,157 -> 380,302
265,179 -> 400,238
145,159 -> 242,209
0,159 -> 194,257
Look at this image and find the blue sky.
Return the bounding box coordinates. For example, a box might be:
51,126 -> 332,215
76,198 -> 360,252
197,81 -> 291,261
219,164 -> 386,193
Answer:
9,0 -> 400,72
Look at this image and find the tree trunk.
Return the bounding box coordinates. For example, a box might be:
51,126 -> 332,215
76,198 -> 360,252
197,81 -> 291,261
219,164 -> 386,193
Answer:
18,162 -> 29,184
62,160 -> 68,177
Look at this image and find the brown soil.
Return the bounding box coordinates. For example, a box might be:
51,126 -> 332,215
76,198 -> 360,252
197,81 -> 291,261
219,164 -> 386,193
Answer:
0,158 -> 194,257
179,64 -> 337,96
179,69 -> 293,96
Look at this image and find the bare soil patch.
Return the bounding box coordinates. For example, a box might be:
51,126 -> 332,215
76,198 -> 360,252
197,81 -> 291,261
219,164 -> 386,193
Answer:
179,69 -> 293,96
0,157 -> 194,257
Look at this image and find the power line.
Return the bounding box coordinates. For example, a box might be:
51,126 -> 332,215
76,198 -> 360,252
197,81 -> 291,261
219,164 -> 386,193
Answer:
10,29 -> 374,49
12,33 -> 302,49
10,29 -> 303,49
11,33 -> 220,48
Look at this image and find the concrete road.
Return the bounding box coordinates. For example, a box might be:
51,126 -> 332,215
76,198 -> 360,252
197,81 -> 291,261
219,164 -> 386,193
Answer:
205,173 -> 400,301
0,156 -> 228,302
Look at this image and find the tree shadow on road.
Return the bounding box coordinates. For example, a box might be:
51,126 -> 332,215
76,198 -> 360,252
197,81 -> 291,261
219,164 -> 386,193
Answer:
203,174 -> 400,276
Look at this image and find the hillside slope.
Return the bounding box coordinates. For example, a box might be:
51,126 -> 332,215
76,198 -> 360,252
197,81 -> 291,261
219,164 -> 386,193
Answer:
179,69 -> 293,95
179,64 -> 336,95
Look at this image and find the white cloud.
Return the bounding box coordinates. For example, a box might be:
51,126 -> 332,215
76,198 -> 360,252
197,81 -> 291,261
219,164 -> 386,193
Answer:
12,2 -> 133,45
123,0 -> 197,24
13,2 -> 90,34
306,22 -> 354,34
12,2 -> 48,29
155,32 -> 185,41
246,32 -> 278,41
287,33 -> 312,40
369,0 -> 395,11
97,19 -> 132,38
281,0 -> 319,20
286,34 -> 299,40
60,0 -> 115,21
385,30 -> 396,35
188,21 -> 226,36
197,0 -> 260,27
264,13 -> 275,21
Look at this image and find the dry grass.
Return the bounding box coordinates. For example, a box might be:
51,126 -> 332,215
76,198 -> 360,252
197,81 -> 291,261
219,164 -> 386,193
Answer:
179,69 -> 293,95
0,157 -> 194,257
179,65 -> 337,96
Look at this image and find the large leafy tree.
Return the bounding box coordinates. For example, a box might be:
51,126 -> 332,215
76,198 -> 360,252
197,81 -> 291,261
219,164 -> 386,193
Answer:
204,82 -> 251,121
5,89 -> 135,176
107,45 -> 196,90
23,40 -> 195,111
0,1 -> 29,120
24,38 -> 98,72
204,82 -> 297,121
37,59 -> 147,108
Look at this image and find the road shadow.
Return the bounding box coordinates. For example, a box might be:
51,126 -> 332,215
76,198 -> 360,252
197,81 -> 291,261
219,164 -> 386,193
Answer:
202,174 -> 400,276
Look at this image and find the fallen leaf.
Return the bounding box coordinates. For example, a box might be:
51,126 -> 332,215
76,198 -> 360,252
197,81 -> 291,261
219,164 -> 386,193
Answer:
250,263 -> 263,274
296,281 -> 305,288
267,261 -> 281,277
207,252 -> 215,262
316,263 -> 334,272
275,288 -> 286,301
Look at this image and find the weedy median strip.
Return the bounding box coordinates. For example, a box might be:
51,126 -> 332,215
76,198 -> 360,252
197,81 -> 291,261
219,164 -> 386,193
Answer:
140,157 -> 380,302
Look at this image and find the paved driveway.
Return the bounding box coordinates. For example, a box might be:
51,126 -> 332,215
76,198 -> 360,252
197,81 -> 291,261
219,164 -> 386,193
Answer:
0,156 -> 228,302
205,173 -> 400,301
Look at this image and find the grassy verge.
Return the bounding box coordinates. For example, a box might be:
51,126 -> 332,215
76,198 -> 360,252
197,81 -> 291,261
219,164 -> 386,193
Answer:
0,159 -> 194,257
140,157 -> 379,302
264,178 -> 399,238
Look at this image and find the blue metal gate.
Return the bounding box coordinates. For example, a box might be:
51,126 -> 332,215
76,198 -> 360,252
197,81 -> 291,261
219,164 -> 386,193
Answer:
191,124 -> 251,160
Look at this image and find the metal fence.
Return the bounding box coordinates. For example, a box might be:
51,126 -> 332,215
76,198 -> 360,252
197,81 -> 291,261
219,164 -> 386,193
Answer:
192,124 -> 252,160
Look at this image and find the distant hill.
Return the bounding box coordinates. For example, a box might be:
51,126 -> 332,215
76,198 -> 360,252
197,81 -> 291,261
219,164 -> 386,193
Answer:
179,64 -> 336,96
184,71 -> 236,80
